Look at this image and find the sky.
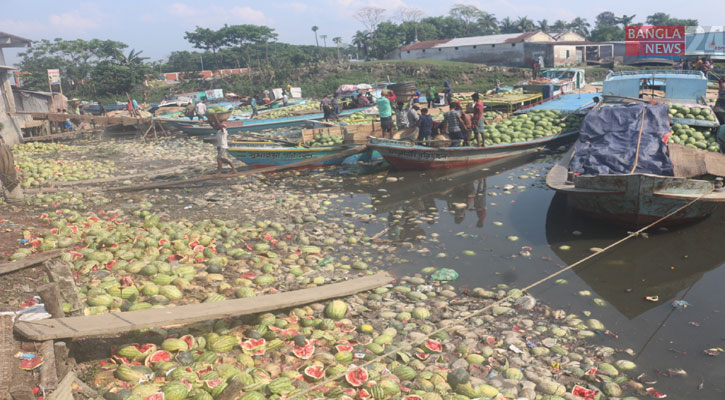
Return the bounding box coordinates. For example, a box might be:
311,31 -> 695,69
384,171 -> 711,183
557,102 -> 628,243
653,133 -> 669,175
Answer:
1,0 -> 722,66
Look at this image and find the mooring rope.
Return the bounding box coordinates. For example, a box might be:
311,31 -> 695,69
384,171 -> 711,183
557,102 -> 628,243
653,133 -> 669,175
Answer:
289,190 -> 710,399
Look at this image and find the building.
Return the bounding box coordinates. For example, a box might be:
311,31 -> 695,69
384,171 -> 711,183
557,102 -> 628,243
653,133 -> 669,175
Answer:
0,31 -> 32,144
399,31 -> 613,68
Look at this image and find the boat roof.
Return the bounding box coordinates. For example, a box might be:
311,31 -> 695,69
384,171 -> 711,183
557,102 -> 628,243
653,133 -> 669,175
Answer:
602,70 -> 708,102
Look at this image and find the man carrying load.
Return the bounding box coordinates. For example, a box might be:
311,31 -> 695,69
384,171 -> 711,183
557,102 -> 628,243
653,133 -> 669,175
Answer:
215,123 -> 237,176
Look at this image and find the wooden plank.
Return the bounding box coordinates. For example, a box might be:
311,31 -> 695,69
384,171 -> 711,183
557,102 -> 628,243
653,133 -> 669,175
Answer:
38,283 -> 64,318
0,249 -> 63,276
44,259 -> 83,317
39,341 -> 58,390
110,145 -> 367,192
0,316 -> 14,396
46,372 -> 75,400
14,272 -> 394,341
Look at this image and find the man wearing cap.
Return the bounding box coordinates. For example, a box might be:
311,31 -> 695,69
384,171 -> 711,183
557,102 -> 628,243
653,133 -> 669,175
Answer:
215,123 -> 237,175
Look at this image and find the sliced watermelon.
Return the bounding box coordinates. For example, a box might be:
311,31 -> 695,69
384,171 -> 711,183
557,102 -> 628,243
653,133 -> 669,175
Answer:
345,367 -> 368,387
144,393 -> 165,400
144,350 -> 172,368
179,335 -> 195,349
423,339 -> 442,353
335,344 -> 354,353
304,365 -> 325,381
293,342 -> 315,360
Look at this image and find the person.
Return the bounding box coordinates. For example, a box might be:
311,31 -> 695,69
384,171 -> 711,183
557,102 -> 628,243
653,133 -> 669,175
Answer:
426,85 -> 436,109
163,93 -> 170,101
413,89 -> 421,103
532,60 -> 540,79
676,59 -> 683,71
332,94 -> 340,118
703,57 -> 712,77
321,95 -> 333,121
215,123 -> 237,175
443,103 -> 464,146
98,104 -> 106,116
194,101 -> 207,120
494,80 -> 501,94
282,92 -> 289,107
444,81 -> 452,106
384,89 -> 397,103
127,100 -> 135,117
357,93 -> 370,106
471,93 -> 485,146
538,55 -> 545,69
683,58 -> 690,70
132,98 -> 139,114
407,104 -> 420,127
395,102 -> 409,129
719,77 -> 725,93
250,96 -> 258,118
459,104 -> 473,146
693,57 -> 703,71
376,95 -> 394,137
285,84 -> 292,96
185,102 -> 195,119
417,108 -> 433,145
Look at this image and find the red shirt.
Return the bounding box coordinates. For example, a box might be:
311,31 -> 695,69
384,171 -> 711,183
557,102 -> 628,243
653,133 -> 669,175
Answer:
472,101 -> 485,123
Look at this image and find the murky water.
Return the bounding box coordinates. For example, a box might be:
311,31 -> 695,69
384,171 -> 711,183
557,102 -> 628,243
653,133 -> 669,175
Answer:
307,149 -> 725,399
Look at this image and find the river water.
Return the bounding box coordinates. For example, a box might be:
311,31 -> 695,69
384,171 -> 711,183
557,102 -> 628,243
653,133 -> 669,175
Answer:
311,149 -> 725,399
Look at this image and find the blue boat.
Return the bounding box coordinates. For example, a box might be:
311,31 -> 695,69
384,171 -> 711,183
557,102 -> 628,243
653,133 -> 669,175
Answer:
228,142 -> 381,169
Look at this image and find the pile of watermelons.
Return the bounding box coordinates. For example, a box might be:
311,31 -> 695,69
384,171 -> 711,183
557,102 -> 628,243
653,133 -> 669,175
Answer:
669,123 -> 721,152
307,134 -> 344,147
483,110 -> 583,146
668,104 -> 716,121
207,106 -> 226,114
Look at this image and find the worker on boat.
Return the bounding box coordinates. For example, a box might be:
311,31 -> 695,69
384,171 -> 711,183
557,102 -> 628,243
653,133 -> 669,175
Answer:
321,96 -> 334,121
250,96 -> 258,118
426,85 -> 436,109
395,102 -> 409,129
215,123 -> 237,176
282,92 -> 289,107
184,102 -> 195,120
332,94 -> 340,118
376,95 -> 394,138
194,101 -> 207,120
443,81 -> 453,106
407,104 -> 420,127
417,108 -> 433,145
357,93 -> 370,106
459,104 -> 473,146
443,102 -> 464,146
471,93 -> 485,147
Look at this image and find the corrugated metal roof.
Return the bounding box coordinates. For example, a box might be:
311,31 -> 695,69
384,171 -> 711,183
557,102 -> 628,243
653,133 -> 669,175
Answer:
0,31 -> 32,48
434,33 -> 526,48
402,39 -> 451,51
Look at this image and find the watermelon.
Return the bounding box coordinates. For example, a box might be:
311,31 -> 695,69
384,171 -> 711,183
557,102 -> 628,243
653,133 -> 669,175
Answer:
334,344 -> 354,353
161,338 -> 188,352
115,364 -> 146,382
162,381 -> 189,400
144,393 -> 164,400
144,350 -> 172,367
209,335 -> 238,353
423,339 -> 442,353
179,334 -> 195,349
304,365 -> 325,381
345,367 -> 369,387
324,300 -> 348,319
293,341 -> 315,359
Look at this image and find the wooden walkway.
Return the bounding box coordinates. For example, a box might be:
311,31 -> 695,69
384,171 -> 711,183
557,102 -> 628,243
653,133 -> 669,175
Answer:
14,272 -> 394,341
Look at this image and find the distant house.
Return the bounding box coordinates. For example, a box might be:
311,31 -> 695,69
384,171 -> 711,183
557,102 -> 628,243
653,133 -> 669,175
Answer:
398,30 -> 613,68
0,31 -> 32,144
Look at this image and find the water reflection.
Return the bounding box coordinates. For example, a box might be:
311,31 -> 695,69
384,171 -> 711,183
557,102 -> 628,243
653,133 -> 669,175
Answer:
546,192 -> 725,319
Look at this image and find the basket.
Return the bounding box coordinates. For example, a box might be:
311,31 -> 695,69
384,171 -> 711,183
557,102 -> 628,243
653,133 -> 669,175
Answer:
206,110 -> 232,124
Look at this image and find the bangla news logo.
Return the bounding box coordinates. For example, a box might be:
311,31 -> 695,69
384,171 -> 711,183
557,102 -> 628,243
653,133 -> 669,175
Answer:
625,26 -> 685,56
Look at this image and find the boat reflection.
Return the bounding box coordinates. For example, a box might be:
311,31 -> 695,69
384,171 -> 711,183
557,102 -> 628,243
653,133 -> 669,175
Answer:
546,192 -> 725,319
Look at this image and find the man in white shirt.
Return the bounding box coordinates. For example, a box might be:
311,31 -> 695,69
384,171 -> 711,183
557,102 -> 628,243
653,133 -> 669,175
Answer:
216,123 -> 237,175
195,101 -> 207,120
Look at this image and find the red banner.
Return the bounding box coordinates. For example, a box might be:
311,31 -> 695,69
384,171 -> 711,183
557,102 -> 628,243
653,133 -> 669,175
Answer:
625,26 -> 685,55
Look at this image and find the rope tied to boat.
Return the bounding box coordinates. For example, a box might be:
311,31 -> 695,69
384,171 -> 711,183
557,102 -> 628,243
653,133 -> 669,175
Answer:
629,107 -> 647,174
289,188 -> 710,399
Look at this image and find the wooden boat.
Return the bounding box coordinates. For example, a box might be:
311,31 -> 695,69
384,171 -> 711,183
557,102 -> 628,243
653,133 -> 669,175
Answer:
228,143 -> 379,169
547,70 -> 725,227
366,130 -> 578,170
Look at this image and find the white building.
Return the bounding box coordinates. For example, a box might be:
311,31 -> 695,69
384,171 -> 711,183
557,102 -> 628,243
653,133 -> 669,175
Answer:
0,31 -> 32,144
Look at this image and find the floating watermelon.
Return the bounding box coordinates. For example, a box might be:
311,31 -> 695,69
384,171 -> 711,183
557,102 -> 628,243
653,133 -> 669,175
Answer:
345,367 -> 369,387
423,339 -> 442,353
303,365 -> 325,381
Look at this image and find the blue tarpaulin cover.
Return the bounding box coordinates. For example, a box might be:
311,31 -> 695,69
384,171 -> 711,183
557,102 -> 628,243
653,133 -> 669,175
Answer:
570,103 -> 674,176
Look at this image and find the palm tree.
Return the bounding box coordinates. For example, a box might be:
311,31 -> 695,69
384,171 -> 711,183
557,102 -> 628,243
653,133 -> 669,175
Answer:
552,19 -> 568,32
569,17 -> 590,37
616,14 -> 636,27
516,16 -> 535,32
117,49 -> 148,66
332,37 -> 342,60
499,17 -> 517,34
311,26 -> 319,47
320,34 -> 328,48
352,30 -> 370,58
537,19 -> 549,32
477,12 -> 498,34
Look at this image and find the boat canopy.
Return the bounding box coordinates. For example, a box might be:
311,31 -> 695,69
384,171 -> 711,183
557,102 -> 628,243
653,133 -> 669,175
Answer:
602,70 -> 707,103
541,68 -> 586,89
570,102 -> 674,176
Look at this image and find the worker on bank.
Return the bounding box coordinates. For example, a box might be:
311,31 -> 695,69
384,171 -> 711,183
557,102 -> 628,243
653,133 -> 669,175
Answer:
376,95 -> 394,138
532,60 -> 540,79
250,97 -> 258,118
426,85 -> 436,109
194,101 -> 207,121
185,102 -> 195,120
417,108 -> 433,145
471,93 -> 485,147
132,98 -> 140,115
215,123 -> 237,176
444,81 -> 453,105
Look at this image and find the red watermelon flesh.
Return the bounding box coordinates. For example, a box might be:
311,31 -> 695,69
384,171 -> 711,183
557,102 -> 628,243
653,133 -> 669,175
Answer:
144,350 -> 172,368
179,335 -> 195,349
423,339 -> 442,353
345,367 -> 369,387
137,344 -> 157,355
240,338 -> 266,350
293,343 -> 315,359
144,393 -> 165,400
415,352 -> 430,360
403,396 -> 423,400
342,388 -> 357,396
304,365 -> 325,380
196,365 -> 213,376
358,388 -> 371,399
335,344 -> 353,353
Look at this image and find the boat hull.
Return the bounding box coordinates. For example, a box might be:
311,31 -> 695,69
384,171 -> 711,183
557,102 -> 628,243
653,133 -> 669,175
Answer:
228,145 -> 380,169
563,174 -> 717,227
367,130 -> 578,170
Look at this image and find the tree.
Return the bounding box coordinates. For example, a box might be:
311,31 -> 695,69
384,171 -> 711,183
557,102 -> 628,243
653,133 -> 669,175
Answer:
224,24 -> 278,67
499,17 -> 517,34
184,26 -> 226,65
354,7 -> 386,37
320,34 -> 328,48
552,20 -> 568,32
370,21 -> 405,59
590,25 -> 624,41
537,19 -> 549,32
516,16 -> 535,32
352,30 -> 371,58
449,4 -> 484,35
311,26 -> 319,47
646,13 -> 697,27
477,12 -> 499,34
616,14 -> 637,27
117,49 -> 148,66
595,12 -> 618,28
396,6 -> 425,42
332,37 -> 342,60
569,17 -> 590,36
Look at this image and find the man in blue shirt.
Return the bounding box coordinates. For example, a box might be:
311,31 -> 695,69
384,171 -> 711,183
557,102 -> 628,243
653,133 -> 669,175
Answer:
417,108 -> 433,144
